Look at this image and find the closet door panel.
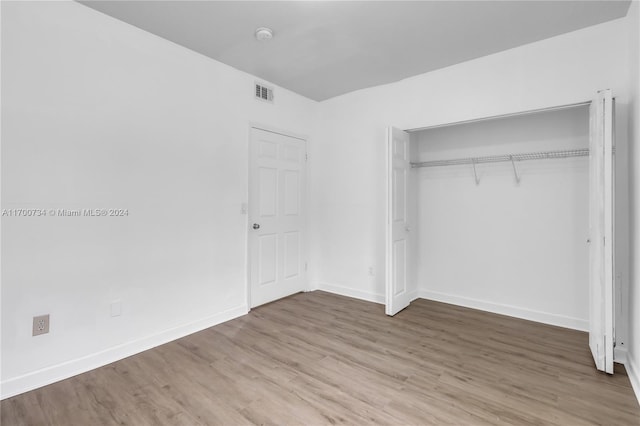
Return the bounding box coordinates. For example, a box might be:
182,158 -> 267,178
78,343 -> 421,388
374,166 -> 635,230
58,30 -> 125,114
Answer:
588,89 -> 614,374
386,127 -> 412,316
393,240 -> 407,296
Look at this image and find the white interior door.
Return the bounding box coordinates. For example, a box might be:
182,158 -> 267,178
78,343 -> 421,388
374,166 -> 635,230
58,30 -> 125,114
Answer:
386,127 -> 412,316
588,89 -> 614,374
249,127 -> 306,308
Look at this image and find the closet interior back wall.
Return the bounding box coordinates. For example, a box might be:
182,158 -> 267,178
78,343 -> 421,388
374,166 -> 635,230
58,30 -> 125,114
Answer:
412,106 -> 590,330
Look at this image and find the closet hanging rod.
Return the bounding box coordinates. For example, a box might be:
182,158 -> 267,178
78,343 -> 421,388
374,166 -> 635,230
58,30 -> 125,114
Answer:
411,148 -> 589,168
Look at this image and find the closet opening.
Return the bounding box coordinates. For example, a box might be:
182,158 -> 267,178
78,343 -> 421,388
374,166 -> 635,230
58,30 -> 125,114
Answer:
386,92 -> 615,374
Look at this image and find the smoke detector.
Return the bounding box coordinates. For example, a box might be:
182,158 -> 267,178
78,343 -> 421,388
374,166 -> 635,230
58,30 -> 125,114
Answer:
255,27 -> 273,41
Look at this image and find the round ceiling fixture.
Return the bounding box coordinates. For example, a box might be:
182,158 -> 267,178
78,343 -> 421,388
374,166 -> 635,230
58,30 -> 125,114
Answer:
255,27 -> 273,41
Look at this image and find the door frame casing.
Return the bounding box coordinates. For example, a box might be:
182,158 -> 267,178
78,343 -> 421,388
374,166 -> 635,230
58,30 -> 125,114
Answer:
246,123 -> 309,310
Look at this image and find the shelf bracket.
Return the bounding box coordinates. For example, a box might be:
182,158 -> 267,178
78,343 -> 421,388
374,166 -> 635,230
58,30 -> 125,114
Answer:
510,155 -> 521,184
472,159 -> 480,185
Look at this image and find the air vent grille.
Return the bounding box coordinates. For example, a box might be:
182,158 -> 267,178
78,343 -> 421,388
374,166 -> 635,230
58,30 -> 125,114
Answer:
255,82 -> 274,103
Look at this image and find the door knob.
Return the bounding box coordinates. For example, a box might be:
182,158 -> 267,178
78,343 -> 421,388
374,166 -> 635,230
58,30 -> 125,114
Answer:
253,223 -> 260,230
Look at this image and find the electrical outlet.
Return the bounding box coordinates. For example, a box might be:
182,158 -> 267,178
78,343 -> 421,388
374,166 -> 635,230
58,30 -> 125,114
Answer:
32,314 -> 50,336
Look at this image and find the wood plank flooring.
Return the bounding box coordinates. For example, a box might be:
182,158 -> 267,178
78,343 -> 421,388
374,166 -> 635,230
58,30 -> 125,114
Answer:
2,291 -> 639,425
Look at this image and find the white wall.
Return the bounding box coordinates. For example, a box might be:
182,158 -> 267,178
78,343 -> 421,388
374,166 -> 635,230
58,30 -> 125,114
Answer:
311,17 -> 630,338
626,0 -> 640,404
414,107 -> 589,330
1,1 -> 317,398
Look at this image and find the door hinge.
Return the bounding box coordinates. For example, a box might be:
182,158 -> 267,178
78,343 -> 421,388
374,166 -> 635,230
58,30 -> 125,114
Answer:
305,262 -> 308,271
305,153 -> 308,162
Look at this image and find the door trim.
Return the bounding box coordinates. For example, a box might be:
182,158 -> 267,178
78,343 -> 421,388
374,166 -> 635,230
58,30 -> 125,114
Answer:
404,100 -> 592,133
246,123 -> 309,310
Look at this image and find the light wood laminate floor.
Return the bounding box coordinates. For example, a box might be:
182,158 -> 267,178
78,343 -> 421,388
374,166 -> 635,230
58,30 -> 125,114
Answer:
2,291 -> 639,425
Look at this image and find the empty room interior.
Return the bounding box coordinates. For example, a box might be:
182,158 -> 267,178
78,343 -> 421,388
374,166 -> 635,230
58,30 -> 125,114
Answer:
2,0 -> 640,424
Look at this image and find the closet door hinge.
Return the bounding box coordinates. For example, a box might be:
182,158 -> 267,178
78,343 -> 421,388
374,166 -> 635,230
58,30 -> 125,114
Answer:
305,153 -> 308,162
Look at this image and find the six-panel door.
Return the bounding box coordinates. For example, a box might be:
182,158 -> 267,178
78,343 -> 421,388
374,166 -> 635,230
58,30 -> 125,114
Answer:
249,128 -> 306,308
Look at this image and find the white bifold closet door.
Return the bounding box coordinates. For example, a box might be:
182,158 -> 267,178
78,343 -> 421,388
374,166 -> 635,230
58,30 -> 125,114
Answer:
588,89 -> 615,374
386,127 -> 412,316
386,91 -> 615,374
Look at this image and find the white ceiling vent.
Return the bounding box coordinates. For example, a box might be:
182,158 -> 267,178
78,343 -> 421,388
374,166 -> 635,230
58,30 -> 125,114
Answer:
255,82 -> 274,103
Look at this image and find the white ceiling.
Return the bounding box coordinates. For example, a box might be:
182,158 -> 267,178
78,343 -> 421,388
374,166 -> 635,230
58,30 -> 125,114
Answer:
79,1 -> 631,101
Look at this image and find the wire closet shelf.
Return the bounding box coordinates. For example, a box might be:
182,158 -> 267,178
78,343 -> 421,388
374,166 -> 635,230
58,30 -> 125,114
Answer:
410,148 -> 589,169
411,148 -> 591,185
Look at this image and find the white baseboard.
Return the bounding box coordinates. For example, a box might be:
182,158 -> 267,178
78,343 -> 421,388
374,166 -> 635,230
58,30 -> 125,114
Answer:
316,282 -> 385,304
418,289 -> 589,331
315,283 -> 422,306
626,352 -> 640,406
1,304 -> 248,400
614,347 -> 628,365
314,285 -> 587,332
